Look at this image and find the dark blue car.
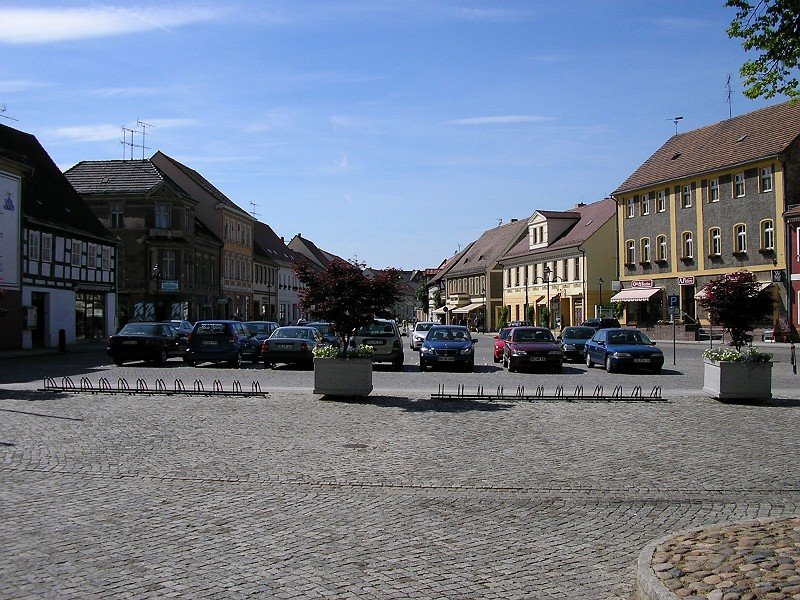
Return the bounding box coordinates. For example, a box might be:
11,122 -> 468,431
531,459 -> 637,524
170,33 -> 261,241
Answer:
584,328 -> 664,373
419,325 -> 477,372
557,326 -> 596,362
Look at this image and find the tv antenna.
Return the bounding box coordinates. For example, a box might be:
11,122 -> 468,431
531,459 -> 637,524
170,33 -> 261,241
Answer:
137,120 -> 155,160
120,122 -> 152,160
667,116 -> 683,135
726,74 -> 733,118
249,201 -> 259,219
0,104 -> 19,122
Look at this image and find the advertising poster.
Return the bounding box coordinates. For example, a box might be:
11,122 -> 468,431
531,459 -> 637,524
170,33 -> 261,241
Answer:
0,172 -> 21,288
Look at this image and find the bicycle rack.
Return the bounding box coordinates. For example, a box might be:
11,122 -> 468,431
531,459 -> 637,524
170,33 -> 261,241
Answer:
40,376 -> 269,398
432,383 -> 663,402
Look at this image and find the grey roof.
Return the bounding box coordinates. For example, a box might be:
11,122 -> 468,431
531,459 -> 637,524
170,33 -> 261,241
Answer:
64,159 -> 182,197
613,101 -> 800,194
253,221 -> 300,267
445,219 -> 529,277
504,198 -> 616,260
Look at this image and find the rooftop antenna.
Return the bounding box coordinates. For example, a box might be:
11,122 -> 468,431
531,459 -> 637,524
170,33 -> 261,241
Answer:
497,218 -> 503,226
137,120 -> 154,160
249,201 -> 259,219
121,126 -> 145,160
0,104 -> 19,122
726,74 -> 733,118
667,116 -> 683,136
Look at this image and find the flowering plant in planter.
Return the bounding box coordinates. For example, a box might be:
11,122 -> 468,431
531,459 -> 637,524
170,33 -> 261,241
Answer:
703,346 -> 772,363
312,343 -> 374,359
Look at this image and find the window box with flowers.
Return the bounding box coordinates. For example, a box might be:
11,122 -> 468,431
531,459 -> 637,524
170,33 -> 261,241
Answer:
702,347 -> 773,400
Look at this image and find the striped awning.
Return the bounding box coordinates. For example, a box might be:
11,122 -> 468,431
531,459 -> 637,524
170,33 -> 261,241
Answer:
609,287 -> 662,302
452,302 -> 484,314
695,281 -> 772,300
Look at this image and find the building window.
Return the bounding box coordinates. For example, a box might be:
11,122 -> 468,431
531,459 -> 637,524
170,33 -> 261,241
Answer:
640,238 -> 651,263
71,239 -> 82,266
155,203 -> 170,229
626,198 -> 634,218
760,219 -> 774,251
656,190 -> 666,213
682,185 -> 692,208
111,203 -> 123,228
640,193 -> 649,216
28,231 -> 40,261
656,235 -> 667,262
734,224 -> 747,254
625,240 -> 635,265
87,243 -> 97,268
42,233 -> 53,263
163,250 -> 176,279
709,179 -> 719,203
573,257 -> 580,281
682,232 -> 694,259
734,173 -> 745,197
101,247 -> 111,271
709,227 -> 721,256
760,166 -> 773,192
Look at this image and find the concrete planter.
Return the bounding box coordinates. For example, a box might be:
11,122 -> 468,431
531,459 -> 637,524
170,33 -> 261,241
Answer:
313,357 -> 373,397
703,359 -> 772,400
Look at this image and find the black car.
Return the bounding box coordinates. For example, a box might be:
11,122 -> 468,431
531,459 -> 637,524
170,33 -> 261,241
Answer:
580,317 -> 621,330
557,326 -> 596,361
306,322 -> 338,345
108,322 -> 186,366
262,326 -> 325,369
184,320 -> 261,367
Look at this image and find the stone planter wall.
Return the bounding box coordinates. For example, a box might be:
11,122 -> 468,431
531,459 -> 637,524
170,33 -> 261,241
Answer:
313,357 -> 373,397
703,359 -> 772,400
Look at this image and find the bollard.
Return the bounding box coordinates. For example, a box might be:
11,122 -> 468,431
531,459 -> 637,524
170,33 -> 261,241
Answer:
58,328 -> 66,353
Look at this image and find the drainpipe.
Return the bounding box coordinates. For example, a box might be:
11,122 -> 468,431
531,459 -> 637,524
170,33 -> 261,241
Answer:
578,244 -> 587,321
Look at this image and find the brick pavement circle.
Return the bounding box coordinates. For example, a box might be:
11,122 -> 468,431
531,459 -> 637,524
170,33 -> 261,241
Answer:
1,389 -> 799,598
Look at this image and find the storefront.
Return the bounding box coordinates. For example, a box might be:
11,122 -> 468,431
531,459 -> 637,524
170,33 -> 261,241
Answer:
609,284 -> 663,326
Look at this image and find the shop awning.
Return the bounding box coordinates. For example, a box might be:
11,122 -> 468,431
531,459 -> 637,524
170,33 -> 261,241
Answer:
452,302 -> 484,314
695,281 -> 772,300
531,295 -> 545,305
433,306 -> 448,315
609,287 -> 662,302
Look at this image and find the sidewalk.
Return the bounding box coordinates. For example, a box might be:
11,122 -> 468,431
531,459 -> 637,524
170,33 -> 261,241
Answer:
0,339 -> 106,360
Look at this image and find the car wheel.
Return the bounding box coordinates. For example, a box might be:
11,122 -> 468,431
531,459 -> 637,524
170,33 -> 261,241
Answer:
419,361 -> 426,372
585,352 -> 593,368
229,351 -> 243,368
392,359 -> 403,371
605,356 -> 614,373
156,349 -> 167,365
113,359 -> 124,366
652,367 -> 662,374
183,358 -> 195,367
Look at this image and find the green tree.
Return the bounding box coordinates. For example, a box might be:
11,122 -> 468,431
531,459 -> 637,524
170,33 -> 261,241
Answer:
697,271 -> 773,350
499,306 -> 509,328
526,304 -> 536,325
726,0 -> 800,99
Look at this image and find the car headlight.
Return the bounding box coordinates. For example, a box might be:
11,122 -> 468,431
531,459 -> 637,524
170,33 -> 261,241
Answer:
548,350 -> 562,356
651,351 -> 663,357
460,346 -> 473,355
563,344 -> 576,351
511,349 -> 527,356
612,352 -> 632,358
420,346 -> 433,354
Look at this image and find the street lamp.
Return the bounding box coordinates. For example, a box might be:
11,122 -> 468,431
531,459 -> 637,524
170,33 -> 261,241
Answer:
523,265 -> 529,324
598,277 -> 604,315
482,287 -> 486,333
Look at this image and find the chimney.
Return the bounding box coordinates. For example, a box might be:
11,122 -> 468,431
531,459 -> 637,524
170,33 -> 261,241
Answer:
576,202 -> 586,207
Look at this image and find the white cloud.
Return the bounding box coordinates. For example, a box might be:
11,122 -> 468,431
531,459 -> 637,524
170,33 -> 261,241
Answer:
0,6 -> 219,44
242,108 -> 301,133
0,79 -> 50,93
88,87 -> 171,98
449,115 -> 554,126
45,124 -> 123,143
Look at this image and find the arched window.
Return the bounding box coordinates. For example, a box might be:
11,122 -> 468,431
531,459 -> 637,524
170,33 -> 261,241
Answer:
734,224 -> 747,254
681,232 -> 694,259
656,235 -> 667,262
709,227 -> 721,256
625,240 -> 635,264
760,219 -> 774,251
640,238 -> 651,263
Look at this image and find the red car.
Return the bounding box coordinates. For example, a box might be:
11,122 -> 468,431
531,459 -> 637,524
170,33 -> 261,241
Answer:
493,327 -> 513,363
502,326 -> 563,373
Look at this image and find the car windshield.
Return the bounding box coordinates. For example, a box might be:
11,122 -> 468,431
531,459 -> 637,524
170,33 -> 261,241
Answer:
119,323 -> 163,336
354,322 -> 396,337
428,328 -> 471,341
562,327 -> 595,340
245,322 -> 274,334
415,323 -> 434,332
498,328 -> 512,340
512,329 -> 553,342
310,323 -> 334,335
272,327 -> 309,339
607,330 -> 650,345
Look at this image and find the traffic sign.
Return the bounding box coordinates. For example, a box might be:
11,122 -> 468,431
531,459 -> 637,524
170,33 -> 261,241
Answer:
669,306 -> 680,317
668,294 -> 680,308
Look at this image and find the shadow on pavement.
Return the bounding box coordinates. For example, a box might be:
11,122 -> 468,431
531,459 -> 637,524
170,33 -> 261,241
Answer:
320,394 -> 514,412
720,397 -> 800,408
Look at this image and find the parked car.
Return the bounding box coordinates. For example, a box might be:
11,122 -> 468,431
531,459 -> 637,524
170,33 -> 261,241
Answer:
581,317 -> 621,330
262,326 -> 324,369
419,325 -> 477,372
184,320 -> 261,367
557,326 -> 596,362
108,322 -> 186,366
502,326 -> 562,373
493,327 -> 513,363
508,320 -> 531,327
306,322 -> 338,345
162,319 -> 193,338
410,321 -> 436,350
584,327 -> 664,373
350,318 -> 404,370
243,321 -> 280,360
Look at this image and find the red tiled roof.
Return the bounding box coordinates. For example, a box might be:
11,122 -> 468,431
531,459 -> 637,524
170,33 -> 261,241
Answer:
613,101 -> 800,194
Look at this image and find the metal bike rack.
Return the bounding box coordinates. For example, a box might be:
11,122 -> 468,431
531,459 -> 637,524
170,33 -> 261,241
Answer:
39,376 -> 268,398
432,383 -> 663,402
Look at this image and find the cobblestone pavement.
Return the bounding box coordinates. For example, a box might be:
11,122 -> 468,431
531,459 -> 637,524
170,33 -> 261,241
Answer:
1,388 -> 799,599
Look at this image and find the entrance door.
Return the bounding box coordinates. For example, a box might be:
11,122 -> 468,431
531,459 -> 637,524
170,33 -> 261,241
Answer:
681,285 -> 696,322
31,292 -> 46,347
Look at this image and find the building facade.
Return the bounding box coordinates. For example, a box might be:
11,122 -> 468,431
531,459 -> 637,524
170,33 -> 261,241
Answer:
65,159 -> 222,325
500,199 -> 617,330
612,102 -> 800,333
252,221 -> 301,323
1,124 -> 117,350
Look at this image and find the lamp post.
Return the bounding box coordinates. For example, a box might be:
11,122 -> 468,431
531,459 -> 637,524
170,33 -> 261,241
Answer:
523,265 -> 529,324
151,262 -> 161,321
543,265 -> 552,329
482,287 -> 486,333
598,276 -> 604,317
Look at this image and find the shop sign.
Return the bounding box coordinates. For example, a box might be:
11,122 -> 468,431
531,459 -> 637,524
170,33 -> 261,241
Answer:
631,279 -> 653,288
0,172 -> 20,288
160,280 -> 179,291
678,276 -> 695,286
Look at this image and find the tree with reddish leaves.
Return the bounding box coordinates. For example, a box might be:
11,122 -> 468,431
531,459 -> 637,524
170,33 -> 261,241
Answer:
295,258 -> 402,351
697,270 -> 773,350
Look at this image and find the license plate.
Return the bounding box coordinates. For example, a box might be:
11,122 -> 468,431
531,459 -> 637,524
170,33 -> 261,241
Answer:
202,340 -> 218,346
438,356 -> 455,362
633,358 -> 650,363
366,339 -> 386,346
529,356 -> 546,362
123,340 -> 137,345
278,344 -> 293,350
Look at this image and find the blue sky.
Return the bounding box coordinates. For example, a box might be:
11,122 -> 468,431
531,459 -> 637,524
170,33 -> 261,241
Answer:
0,1 -> 786,270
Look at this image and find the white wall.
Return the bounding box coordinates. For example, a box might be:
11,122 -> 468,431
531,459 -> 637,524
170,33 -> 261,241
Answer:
22,286 -> 76,348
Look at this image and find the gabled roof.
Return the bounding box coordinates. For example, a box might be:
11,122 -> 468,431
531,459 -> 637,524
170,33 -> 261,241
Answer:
533,210 -> 580,220
428,242 -> 475,284
151,151 -> 253,220
64,159 -> 181,197
253,221 -> 300,267
613,101 -> 800,194
287,233 -> 345,268
504,198 -> 616,260
0,124 -> 113,241
445,218 -> 529,277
